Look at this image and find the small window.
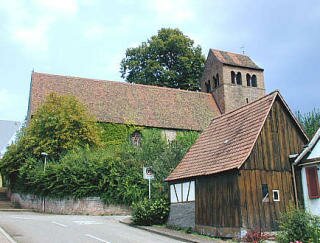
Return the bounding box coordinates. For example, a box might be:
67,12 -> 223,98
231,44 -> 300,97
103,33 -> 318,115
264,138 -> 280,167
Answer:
272,190 -> 280,201
236,72 -> 242,85
205,80 -> 211,93
251,75 -> 257,87
262,184 -> 269,202
246,98 -> 249,103
306,166 -> 320,199
231,71 -> 236,84
246,73 -> 251,86
215,73 -> 220,88
131,131 -> 142,146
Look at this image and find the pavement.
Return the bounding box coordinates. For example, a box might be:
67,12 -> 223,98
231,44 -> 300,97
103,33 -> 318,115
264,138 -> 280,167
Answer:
0,211 -> 183,243
119,217 -> 226,243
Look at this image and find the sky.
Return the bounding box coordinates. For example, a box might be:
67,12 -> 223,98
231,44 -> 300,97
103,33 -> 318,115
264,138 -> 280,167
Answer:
0,0 -> 319,122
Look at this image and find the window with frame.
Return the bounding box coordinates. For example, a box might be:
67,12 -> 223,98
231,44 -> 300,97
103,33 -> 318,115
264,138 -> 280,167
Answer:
272,190 -> 280,201
170,181 -> 195,203
306,166 -> 320,199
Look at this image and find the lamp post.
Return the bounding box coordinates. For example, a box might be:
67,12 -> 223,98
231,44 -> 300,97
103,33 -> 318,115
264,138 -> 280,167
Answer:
40,152 -> 48,213
41,152 -> 48,173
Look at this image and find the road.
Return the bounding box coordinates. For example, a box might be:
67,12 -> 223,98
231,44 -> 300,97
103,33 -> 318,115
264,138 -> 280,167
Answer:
0,212 -> 182,243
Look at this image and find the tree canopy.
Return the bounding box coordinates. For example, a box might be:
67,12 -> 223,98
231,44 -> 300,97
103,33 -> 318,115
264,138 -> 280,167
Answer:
120,28 -> 205,91
0,93 -> 102,187
297,109 -> 320,138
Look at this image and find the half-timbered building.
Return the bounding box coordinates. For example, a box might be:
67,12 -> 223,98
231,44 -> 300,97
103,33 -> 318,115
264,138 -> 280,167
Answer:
166,91 -> 308,237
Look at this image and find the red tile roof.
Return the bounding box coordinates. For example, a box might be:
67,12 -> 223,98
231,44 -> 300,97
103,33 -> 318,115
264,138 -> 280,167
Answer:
166,91 -> 307,181
211,49 -> 263,70
28,72 -> 221,131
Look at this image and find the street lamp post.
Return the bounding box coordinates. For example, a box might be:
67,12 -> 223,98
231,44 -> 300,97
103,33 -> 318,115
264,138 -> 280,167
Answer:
40,152 -> 48,212
41,152 -> 48,173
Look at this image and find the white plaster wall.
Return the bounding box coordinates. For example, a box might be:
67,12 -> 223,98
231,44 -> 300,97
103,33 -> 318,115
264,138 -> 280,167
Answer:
301,165 -> 320,216
307,140 -> 320,159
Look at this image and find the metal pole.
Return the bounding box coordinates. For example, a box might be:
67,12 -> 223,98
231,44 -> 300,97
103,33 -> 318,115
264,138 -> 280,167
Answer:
44,156 -> 47,173
43,155 -> 47,212
148,178 -> 151,200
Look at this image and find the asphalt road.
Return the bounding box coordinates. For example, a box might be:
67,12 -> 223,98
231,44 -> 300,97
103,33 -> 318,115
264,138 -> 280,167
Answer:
0,212 -> 182,243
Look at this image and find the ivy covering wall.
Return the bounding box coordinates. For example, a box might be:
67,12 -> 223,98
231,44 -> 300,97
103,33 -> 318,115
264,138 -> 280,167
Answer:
0,94 -> 199,206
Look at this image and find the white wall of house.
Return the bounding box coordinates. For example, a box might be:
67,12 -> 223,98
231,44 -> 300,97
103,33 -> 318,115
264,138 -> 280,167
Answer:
308,140 -> 320,159
301,164 -> 320,216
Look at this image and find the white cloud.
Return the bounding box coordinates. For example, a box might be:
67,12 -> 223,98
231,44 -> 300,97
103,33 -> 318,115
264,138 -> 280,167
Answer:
83,24 -> 107,40
0,89 -> 26,121
33,0 -> 78,15
148,0 -> 195,23
12,17 -> 53,52
0,0 -> 79,52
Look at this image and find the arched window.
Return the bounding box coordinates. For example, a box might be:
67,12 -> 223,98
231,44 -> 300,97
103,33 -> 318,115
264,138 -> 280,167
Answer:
205,80 -> 211,93
251,75 -> 257,87
231,71 -> 236,84
131,131 -> 142,146
246,73 -> 251,86
215,74 -> 220,88
236,72 -> 242,85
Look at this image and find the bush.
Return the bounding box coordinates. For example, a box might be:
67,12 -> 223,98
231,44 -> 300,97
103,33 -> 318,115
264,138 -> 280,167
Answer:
276,207 -> 320,243
132,198 -> 170,226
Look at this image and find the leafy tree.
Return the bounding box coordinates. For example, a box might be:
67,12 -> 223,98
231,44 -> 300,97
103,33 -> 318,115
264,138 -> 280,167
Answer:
297,109 -> 320,138
120,28 -> 205,91
0,93 -> 102,188
24,93 -> 102,160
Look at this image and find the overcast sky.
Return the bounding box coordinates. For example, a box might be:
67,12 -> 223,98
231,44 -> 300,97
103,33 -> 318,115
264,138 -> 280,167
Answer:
0,0 -> 319,121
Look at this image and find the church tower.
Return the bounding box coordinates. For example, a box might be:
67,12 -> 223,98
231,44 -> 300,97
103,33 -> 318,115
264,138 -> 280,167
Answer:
200,49 -> 265,114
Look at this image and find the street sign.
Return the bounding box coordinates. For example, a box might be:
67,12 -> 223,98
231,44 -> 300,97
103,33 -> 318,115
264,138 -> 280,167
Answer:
143,166 -> 154,199
143,166 -> 154,180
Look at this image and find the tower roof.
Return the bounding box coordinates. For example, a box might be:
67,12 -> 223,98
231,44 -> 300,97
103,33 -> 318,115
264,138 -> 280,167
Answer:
211,49 -> 263,70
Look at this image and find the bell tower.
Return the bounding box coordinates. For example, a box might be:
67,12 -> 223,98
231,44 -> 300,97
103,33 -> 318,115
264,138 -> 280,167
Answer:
200,49 -> 266,114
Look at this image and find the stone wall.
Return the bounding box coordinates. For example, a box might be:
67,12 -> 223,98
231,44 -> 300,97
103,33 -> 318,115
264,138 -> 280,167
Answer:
167,202 -> 195,229
8,192 -> 130,215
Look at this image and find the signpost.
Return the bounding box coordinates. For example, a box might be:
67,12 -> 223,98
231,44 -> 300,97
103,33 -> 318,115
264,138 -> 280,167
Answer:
143,167 -> 154,200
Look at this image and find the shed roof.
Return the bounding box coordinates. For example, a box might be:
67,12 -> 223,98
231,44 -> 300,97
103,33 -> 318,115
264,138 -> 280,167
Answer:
166,91 -> 307,181
28,72 -> 221,131
211,49 -> 263,70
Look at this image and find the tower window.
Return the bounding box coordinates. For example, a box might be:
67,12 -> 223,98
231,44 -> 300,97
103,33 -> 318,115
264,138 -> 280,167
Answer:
231,71 -> 236,84
205,80 -> 211,93
262,184 -> 269,202
251,75 -> 257,87
236,72 -> 242,85
214,73 -> 220,88
246,73 -> 251,86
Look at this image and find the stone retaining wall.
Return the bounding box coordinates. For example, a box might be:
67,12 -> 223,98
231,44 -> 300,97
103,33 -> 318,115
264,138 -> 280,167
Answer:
8,191 -> 130,215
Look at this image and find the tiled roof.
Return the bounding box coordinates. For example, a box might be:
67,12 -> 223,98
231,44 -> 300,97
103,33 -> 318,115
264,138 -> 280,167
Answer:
166,91 -> 282,181
28,72 -> 221,131
211,49 -> 263,70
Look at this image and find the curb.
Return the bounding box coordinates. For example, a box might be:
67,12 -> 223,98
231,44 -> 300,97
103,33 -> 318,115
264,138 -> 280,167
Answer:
0,226 -> 16,243
119,219 -> 196,243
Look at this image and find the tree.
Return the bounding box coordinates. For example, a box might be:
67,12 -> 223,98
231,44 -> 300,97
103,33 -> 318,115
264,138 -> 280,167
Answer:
297,109 -> 320,138
24,93 -> 101,160
0,93 -> 102,187
120,28 -> 205,91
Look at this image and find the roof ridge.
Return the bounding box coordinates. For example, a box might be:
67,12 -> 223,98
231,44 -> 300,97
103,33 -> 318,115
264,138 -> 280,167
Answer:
210,48 -> 251,58
208,91 -> 278,124
32,72 -> 212,96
